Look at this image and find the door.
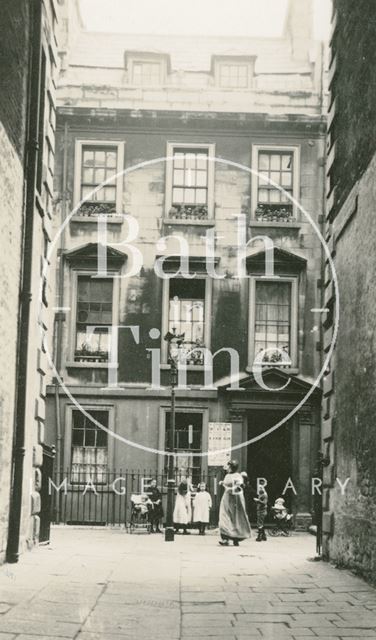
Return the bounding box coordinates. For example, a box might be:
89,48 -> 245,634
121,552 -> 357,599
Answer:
247,410 -> 292,522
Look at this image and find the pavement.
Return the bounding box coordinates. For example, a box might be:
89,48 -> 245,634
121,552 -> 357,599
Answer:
0,527 -> 376,640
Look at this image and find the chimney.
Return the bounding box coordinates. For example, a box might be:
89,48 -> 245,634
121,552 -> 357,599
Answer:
56,0 -> 85,72
284,0 -> 314,61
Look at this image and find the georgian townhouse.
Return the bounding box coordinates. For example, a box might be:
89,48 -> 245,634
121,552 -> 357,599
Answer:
46,0 -> 327,527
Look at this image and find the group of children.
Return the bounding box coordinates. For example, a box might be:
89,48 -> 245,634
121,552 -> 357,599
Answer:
173,481 -> 212,535
171,476 -> 292,539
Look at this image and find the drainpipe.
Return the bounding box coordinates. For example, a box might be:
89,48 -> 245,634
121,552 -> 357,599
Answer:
6,0 -> 43,563
54,121 -> 69,501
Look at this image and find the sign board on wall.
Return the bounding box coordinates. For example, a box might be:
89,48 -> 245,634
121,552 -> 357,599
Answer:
208,422 -> 232,466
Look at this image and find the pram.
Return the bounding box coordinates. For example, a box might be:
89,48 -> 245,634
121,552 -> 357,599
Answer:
268,498 -> 293,536
128,494 -> 152,534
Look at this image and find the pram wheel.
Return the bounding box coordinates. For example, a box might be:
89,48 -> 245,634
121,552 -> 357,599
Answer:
268,526 -> 279,537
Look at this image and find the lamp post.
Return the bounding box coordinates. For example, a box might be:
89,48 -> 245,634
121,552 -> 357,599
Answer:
164,328 -> 185,542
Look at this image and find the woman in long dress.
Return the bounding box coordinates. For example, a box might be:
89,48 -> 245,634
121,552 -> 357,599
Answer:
218,460 -> 251,546
173,481 -> 192,534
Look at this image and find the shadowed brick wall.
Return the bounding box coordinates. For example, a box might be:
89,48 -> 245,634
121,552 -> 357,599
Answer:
323,0 -> 376,583
0,0 -> 29,562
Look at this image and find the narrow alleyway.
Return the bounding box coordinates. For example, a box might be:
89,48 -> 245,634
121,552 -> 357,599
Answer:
0,528 -> 376,640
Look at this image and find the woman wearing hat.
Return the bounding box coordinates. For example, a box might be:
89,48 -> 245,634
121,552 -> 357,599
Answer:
218,460 -> 251,546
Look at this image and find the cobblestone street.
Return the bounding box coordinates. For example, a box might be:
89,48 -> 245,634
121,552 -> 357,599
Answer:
0,528 -> 375,640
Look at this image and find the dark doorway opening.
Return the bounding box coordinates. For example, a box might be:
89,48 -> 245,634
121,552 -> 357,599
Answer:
246,410 -> 293,522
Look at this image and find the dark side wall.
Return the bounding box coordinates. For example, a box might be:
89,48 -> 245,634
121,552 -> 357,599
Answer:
329,0 -> 376,215
323,0 -> 376,583
0,0 -> 29,561
325,156 -> 376,583
0,0 -> 29,158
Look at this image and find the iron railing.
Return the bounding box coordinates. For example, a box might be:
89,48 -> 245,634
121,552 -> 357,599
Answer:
50,468 -> 224,528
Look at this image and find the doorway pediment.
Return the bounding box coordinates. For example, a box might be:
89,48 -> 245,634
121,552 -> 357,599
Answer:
218,367 -> 321,407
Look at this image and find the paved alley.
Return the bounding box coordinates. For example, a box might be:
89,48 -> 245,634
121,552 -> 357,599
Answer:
0,528 -> 376,640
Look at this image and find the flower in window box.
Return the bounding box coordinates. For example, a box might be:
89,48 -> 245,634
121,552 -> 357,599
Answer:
79,342 -> 91,354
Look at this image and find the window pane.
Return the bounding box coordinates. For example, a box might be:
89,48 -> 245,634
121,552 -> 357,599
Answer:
196,154 -> 207,170
81,186 -> 92,199
105,167 -> 116,180
173,169 -> 184,185
185,154 -> 196,169
78,278 -> 90,301
84,430 -> 95,446
270,189 -> 281,203
90,280 -> 112,302
72,428 -> 84,446
172,187 -> 184,203
281,154 -> 293,170
185,169 -> 194,186
281,172 -> 292,187
95,168 -> 105,184
196,189 -> 207,204
95,151 -> 106,166
270,155 -> 280,170
107,151 -> 117,168
174,153 -> 184,168
104,186 -> 116,202
258,189 -> 269,203
83,150 -> 94,165
196,171 -> 207,187
82,168 -> 94,183
259,154 -> 269,170
184,188 -> 195,203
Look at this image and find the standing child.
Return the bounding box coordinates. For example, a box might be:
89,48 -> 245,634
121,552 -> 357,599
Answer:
147,478 -> 163,533
254,485 -> 268,542
173,481 -> 192,534
193,482 -> 212,535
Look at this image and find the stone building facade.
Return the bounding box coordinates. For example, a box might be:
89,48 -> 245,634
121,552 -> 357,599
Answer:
322,0 -> 376,582
0,0 -> 59,562
46,0 -> 327,526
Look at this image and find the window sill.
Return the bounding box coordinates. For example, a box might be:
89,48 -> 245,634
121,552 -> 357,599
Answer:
160,364 -> 206,372
66,361 -> 118,370
249,220 -> 301,230
163,218 -> 215,227
70,214 -> 124,224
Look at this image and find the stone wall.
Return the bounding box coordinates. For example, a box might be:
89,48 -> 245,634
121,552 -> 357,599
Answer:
328,0 -> 376,214
323,154 -> 376,584
323,0 -> 376,584
0,0 -> 29,563
0,124 -> 24,561
0,0 -> 59,561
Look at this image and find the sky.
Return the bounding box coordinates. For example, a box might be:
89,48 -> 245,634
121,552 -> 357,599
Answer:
79,0 -> 332,40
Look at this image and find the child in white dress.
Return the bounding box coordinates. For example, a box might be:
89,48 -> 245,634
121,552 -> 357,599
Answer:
193,482 -> 212,535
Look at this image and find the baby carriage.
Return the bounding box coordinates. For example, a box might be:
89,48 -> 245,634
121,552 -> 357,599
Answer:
269,498 -> 293,536
128,494 -> 151,534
